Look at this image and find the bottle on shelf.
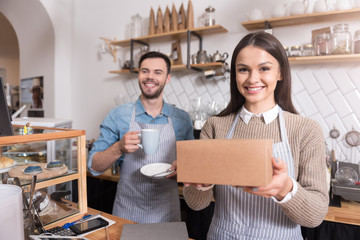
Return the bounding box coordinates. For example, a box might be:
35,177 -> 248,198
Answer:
204,6 -> 215,26
131,13 -> 142,38
315,33 -> 331,56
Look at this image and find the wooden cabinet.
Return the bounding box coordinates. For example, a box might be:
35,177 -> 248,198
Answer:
241,8 -> 360,64
0,126 -> 87,229
109,25 -> 228,74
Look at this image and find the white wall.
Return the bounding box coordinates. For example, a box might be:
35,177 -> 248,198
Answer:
40,0 -> 73,120
66,0 -> 360,163
1,0 -> 359,163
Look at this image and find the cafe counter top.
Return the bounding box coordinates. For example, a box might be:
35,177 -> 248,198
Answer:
88,169 -> 360,227
53,207 -> 194,240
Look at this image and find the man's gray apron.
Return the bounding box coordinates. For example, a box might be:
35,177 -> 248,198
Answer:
112,107 -> 180,223
207,108 -> 302,239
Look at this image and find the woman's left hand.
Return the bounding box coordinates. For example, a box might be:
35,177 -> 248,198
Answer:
166,160 -> 177,178
243,157 -> 293,201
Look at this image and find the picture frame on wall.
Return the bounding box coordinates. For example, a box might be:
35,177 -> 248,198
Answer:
20,76 -> 44,117
171,40 -> 182,65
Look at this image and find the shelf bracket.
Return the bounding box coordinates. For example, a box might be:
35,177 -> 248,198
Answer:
264,21 -> 272,30
186,30 -> 203,71
100,37 -> 118,63
130,39 -> 149,73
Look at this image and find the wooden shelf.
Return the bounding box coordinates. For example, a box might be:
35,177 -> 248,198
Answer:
109,62 -> 224,74
289,54 -> 360,64
190,62 -> 223,70
242,8 -> 360,30
111,25 -> 228,47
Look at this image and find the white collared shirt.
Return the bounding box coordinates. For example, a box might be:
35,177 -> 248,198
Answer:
239,104 -> 298,203
239,104 -> 279,125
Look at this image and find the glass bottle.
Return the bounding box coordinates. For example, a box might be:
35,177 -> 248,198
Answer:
302,44 -> 315,56
131,13 -> 142,38
290,45 -> 302,57
315,33 -> 331,55
354,30 -> 360,54
205,6 -> 215,26
331,23 -> 352,54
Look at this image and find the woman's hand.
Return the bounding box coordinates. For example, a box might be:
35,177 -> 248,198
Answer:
243,157 -> 293,201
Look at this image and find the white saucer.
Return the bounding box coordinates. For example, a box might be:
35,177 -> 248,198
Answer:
140,163 -> 174,179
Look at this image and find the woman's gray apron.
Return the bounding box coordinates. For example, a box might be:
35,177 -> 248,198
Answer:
207,108 -> 302,240
112,107 -> 180,223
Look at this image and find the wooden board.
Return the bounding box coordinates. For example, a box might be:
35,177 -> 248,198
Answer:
156,7 -> 163,34
187,0 -> 194,29
149,7 -> 155,35
164,6 -> 171,33
178,3 -> 186,30
9,163 -> 68,180
171,4 -> 178,32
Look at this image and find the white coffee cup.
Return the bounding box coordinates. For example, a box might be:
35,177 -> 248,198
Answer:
0,185 -> 24,240
137,129 -> 160,154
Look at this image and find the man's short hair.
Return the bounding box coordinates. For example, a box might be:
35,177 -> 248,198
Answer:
139,51 -> 171,75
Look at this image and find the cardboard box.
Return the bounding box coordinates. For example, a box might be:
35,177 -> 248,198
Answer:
177,139 -> 273,186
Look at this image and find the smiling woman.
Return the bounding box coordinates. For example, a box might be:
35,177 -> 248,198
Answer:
182,31 -> 329,240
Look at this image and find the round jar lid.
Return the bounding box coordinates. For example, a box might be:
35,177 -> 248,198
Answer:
205,6 -> 215,13
291,45 -> 301,50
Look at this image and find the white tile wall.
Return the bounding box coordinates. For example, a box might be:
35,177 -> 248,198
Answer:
124,64 -> 360,163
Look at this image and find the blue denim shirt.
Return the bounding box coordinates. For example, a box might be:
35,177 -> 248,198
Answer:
88,98 -> 194,176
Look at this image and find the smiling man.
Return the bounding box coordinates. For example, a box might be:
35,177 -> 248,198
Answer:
88,51 -> 194,223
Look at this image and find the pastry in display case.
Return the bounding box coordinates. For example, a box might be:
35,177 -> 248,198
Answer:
0,125 -> 87,233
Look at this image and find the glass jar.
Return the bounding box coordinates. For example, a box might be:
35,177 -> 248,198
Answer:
302,44 -> 315,56
354,30 -> 360,54
284,46 -> 289,57
290,45 -> 302,57
205,6 -> 215,26
331,23 -> 352,54
315,33 -> 331,55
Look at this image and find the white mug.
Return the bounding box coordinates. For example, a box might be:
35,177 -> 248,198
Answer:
137,129 -> 160,154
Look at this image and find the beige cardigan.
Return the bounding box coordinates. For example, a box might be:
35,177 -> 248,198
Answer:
183,111 -> 329,228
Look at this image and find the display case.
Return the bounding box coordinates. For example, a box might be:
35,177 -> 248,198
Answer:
0,125 -> 87,230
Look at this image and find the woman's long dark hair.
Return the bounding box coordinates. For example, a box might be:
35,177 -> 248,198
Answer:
218,31 -> 298,116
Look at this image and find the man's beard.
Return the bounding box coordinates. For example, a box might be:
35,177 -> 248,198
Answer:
139,81 -> 166,99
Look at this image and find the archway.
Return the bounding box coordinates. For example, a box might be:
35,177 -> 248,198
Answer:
0,0 -> 55,117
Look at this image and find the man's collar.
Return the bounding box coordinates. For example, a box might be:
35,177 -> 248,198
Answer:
239,105 -> 279,125
135,97 -> 170,117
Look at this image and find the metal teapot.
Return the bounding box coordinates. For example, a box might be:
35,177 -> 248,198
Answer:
211,51 -> 229,62
197,50 -> 209,64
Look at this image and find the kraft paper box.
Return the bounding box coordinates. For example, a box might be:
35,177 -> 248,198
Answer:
177,139 -> 273,186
